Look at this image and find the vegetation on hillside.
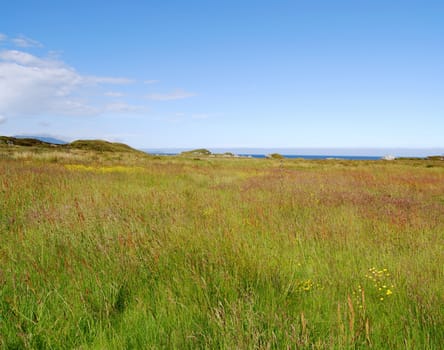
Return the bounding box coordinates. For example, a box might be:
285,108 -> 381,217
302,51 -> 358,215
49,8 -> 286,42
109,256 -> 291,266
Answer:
0,136 -> 142,153
180,148 -> 212,156
0,144 -> 443,349
68,139 -> 139,153
0,136 -> 56,148
266,153 -> 285,159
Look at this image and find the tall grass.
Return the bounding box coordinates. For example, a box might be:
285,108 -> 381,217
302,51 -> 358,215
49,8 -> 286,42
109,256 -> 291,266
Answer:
0,155 -> 443,349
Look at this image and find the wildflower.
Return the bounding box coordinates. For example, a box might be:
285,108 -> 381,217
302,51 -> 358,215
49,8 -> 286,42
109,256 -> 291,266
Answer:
365,266 -> 394,302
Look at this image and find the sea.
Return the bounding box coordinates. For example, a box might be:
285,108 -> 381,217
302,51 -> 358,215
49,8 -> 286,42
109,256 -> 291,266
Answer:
237,154 -> 379,160
141,148 -> 444,160
144,153 -> 379,160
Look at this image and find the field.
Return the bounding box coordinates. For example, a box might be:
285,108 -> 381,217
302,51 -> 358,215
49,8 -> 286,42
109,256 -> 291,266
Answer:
0,148 -> 443,349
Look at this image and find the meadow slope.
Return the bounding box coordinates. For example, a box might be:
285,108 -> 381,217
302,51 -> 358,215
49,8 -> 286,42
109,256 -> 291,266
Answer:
0,151 -> 443,349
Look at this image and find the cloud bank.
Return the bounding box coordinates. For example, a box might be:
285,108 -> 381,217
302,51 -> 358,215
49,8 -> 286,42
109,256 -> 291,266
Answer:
0,49 -> 135,118
0,37 -> 199,127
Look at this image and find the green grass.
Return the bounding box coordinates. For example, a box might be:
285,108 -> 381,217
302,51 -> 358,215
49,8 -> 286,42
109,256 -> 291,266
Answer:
0,148 -> 443,349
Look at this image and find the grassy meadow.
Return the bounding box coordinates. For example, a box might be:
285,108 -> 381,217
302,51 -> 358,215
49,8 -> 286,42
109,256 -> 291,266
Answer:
0,147 -> 443,349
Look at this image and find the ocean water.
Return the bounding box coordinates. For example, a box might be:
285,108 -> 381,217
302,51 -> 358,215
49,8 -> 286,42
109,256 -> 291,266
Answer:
237,154 -> 380,160
142,147 -> 443,159
144,151 -> 381,160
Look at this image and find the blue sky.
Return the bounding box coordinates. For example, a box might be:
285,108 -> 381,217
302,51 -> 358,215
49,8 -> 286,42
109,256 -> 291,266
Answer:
1,0 -> 443,151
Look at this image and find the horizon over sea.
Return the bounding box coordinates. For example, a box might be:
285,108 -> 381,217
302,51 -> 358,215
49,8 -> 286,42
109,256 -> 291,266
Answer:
142,147 -> 444,160
237,154 -> 380,160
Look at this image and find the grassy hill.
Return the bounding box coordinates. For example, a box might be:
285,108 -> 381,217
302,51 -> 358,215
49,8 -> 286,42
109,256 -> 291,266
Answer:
68,139 -> 140,153
0,136 -> 57,147
1,136 -> 144,153
0,136 -> 149,164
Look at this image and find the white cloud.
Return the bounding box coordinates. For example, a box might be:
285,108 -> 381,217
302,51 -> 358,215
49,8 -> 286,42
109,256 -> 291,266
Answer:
104,102 -> 145,113
88,76 -> 133,84
12,35 -> 43,48
0,50 -> 61,67
0,115 -> 6,124
0,49 -> 137,118
146,88 -> 196,101
0,33 -> 7,41
144,79 -> 159,84
104,91 -> 125,97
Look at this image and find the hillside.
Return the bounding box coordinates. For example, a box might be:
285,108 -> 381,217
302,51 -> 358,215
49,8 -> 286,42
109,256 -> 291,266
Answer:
68,139 -> 139,153
0,136 -> 143,154
0,136 -> 56,148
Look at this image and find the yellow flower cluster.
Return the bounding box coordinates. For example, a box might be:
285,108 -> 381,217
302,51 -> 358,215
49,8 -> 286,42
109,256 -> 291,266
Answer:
295,279 -> 322,293
300,279 -> 314,292
365,267 -> 394,301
